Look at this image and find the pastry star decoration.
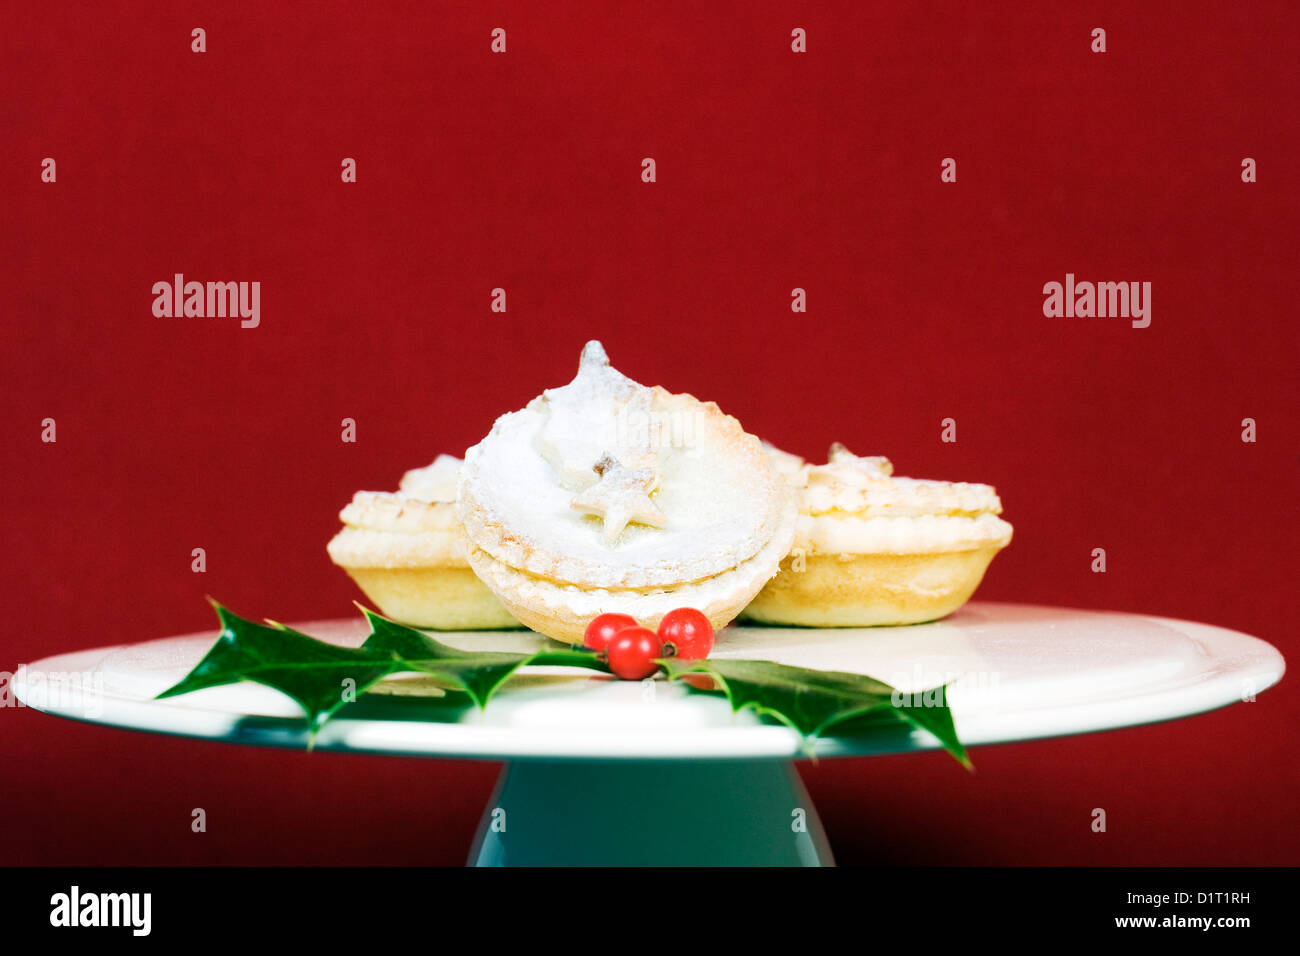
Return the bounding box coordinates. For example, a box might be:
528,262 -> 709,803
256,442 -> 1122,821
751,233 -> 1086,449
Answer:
570,453 -> 667,544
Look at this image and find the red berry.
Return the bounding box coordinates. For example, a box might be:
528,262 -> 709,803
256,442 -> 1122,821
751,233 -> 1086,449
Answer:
605,627 -> 663,680
657,607 -> 714,660
583,613 -> 639,652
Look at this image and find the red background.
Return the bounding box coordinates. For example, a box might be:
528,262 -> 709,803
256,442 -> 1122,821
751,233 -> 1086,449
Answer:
3,1 -> 1297,865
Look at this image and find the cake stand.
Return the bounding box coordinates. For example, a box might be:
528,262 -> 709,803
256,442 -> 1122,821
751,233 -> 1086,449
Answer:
12,602 -> 1284,866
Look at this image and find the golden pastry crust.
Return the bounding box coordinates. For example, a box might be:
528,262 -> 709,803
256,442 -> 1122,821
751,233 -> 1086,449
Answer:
460,387 -> 789,589
327,464 -> 521,630
742,546 -> 1005,627
800,445 -> 1004,518
341,490 -> 459,535
796,512 -> 1013,556
339,566 -> 520,631
327,492 -> 464,568
742,444 -> 1011,627
802,479 -> 1005,519
456,341 -> 798,642
467,492 -> 796,643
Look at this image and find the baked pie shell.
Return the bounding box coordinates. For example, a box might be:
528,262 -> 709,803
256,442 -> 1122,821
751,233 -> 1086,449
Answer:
459,387 -> 791,590
466,494 -> 797,644
338,565 -> 520,631
327,493 -> 520,630
741,544 -> 1006,627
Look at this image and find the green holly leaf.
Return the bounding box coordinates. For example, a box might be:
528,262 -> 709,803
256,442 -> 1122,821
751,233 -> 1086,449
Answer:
157,602 -> 607,737
891,691 -> 970,769
659,657 -> 971,768
157,601 -> 399,734
158,600 -> 969,767
358,608 -> 605,708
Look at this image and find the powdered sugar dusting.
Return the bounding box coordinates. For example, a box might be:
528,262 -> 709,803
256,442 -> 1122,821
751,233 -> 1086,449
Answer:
533,340 -> 658,490
459,343 -> 794,589
399,453 -> 462,502
569,453 -> 667,543
804,444 -> 1005,517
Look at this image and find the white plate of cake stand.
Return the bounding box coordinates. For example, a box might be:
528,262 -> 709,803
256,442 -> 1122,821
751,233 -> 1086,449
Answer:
12,602 -> 1284,866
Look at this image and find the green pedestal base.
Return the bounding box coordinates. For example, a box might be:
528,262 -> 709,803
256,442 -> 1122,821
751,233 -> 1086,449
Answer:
469,759 -> 834,866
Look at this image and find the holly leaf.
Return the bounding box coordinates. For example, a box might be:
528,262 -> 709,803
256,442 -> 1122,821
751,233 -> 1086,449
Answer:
157,601 -> 398,734
158,601 -> 969,767
157,602 -> 607,738
358,607 -> 605,707
891,692 -> 969,769
659,657 -> 971,768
